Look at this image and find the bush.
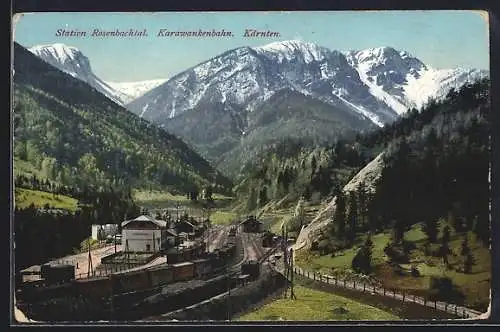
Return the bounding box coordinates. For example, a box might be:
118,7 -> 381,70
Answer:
384,242 -> 409,264
427,277 -> 465,304
392,264 -> 406,276
410,265 -> 420,277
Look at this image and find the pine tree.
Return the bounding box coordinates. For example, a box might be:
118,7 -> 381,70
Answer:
460,235 -> 470,256
346,191 -> 358,244
439,225 -> 451,266
464,251 -> 474,274
334,191 -> 346,239
423,218 -> 438,243
392,219 -> 405,244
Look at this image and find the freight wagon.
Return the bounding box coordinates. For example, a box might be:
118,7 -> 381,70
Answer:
172,262 -> 195,282
111,269 -> 151,293
19,241 -> 238,305
241,260 -> 260,280
40,264 -> 75,285
147,264 -> 174,288
193,258 -> 212,278
72,276 -> 112,299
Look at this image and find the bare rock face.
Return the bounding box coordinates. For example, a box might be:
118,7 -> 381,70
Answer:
294,153 -> 385,251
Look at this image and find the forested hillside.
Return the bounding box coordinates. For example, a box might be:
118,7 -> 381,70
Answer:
237,79 -> 489,247
13,42 -> 232,195
286,78 -> 490,311
165,89 -> 375,178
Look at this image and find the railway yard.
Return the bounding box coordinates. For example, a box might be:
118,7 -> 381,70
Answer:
15,220 -> 278,322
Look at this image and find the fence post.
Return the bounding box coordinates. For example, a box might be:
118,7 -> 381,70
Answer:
326,276 -> 329,284
402,292 -> 405,302
313,273 -> 316,281
463,310 -> 466,318
434,300 -> 437,309
445,303 -> 448,312
455,306 -> 458,316
335,277 -> 337,285
363,283 -> 366,292
393,290 -> 396,299
353,280 -> 356,289
383,287 -> 386,296
373,284 -> 375,293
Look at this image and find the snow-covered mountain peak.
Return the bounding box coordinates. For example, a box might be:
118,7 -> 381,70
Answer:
29,43 -> 92,77
252,39 -> 332,63
28,43 -> 167,106
29,43 -> 81,61
346,46 -> 426,74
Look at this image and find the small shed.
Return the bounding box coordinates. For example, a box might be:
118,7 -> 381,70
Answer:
241,216 -> 263,233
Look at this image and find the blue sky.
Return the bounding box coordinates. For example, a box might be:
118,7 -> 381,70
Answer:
14,11 -> 489,82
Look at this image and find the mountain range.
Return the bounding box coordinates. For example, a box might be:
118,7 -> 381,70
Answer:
127,40 -> 487,127
26,40 -> 488,177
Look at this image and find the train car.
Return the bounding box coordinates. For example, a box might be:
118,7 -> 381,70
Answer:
111,269 -> 151,294
172,262 -> 195,282
182,247 -> 194,261
72,276 -> 112,299
193,258 -> 212,278
166,250 -> 182,264
147,264 -> 174,288
41,264 -> 75,285
241,260 -> 260,280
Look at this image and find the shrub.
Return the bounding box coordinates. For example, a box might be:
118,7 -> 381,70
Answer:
427,277 -> 465,303
410,265 -> 420,277
384,242 -> 409,264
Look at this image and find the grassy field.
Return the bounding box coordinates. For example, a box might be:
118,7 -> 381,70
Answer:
209,210 -> 239,225
14,188 -> 79,212
133,189 -> 234,210
295,222 -> 491,311
132,189 -> 189,206
237,285 -> 400,321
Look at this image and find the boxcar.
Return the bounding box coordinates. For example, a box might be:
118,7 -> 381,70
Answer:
111,269 -> 150,293
241,260 -> 260,280
166,250 -> 182,264
182,248 -> 193,262
193,258 -> 212,278
172,262 -> 195,282
73,276 -> 111,299
148,265 -> 174,288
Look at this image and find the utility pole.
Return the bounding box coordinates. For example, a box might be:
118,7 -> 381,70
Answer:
226,262 -> 231,321
87,240 -> 93,278
282,225 -> 287,298
125,239 -> 130,269
288,248 -> 296,300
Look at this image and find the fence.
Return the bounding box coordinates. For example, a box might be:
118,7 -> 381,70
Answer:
290,266 -> 481,319
74,264 -> 137,279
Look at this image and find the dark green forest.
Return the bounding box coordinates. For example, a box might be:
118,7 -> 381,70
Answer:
14,176 -> 141,270
237,79 -> 490,253
13,42 -> 232,195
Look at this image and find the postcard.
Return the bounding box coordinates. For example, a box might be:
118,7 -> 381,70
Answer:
11,10 -> 491,324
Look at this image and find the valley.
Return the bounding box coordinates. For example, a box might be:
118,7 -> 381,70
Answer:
12,35 -> 491,323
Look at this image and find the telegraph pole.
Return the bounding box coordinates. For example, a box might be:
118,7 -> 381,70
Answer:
289,248 -> 296,300
87,240 -> 93,278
